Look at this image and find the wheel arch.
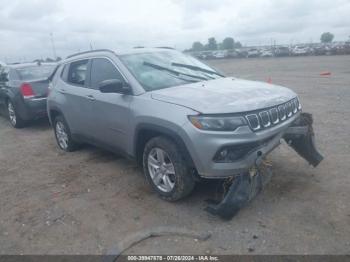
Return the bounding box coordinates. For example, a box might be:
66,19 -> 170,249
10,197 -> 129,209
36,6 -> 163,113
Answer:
134,123 -> 195,168
3,90 -> 17,105
48,107 -> 64,126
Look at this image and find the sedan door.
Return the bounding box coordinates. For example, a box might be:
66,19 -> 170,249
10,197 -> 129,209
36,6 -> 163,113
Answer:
87,57 -> 133,152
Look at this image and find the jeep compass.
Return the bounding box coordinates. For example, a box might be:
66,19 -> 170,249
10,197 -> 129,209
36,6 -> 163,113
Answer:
47,48 -> 322,210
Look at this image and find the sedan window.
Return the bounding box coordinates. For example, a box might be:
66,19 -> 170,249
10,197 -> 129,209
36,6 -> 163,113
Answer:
16,65 -> 55,81
0,66 -> 9,82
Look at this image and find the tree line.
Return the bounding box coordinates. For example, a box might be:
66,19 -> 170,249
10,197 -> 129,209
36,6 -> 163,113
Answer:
189,37 -> 242,52
188,32 -> 336,52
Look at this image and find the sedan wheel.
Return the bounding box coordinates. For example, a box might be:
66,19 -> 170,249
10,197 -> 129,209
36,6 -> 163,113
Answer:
7,102 -> 16,126
55,121 -> 69,150
148,147 -> 176,192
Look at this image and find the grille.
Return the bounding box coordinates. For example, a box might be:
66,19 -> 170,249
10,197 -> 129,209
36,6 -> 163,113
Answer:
246,114 -> 260,130
259,111 -> 271,127
270,108 -> 279,124
245,98 -> 301,131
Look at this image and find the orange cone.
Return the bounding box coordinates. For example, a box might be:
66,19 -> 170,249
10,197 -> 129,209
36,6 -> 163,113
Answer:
267,77 -> 272,84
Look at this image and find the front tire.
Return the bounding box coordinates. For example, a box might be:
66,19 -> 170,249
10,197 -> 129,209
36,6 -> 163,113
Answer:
53,115 -> 78,152
143,136 -> 195,201
7,100 -> 25,128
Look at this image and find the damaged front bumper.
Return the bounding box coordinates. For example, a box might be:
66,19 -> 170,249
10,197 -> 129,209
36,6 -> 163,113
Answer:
206,112 -> 323,219
283,113 -> 323,167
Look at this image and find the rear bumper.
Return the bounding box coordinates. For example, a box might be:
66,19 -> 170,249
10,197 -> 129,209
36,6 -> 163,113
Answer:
16,97 -> 47,120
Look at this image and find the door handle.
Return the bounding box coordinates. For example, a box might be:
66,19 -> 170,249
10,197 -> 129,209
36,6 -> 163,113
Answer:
86,95 -> 96,101
58,89 -> 66,94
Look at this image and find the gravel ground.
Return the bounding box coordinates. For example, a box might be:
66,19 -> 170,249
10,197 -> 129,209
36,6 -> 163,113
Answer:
0,55 -> 349,255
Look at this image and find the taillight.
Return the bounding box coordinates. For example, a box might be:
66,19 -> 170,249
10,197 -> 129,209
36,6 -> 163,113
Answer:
20,83 -> 35,98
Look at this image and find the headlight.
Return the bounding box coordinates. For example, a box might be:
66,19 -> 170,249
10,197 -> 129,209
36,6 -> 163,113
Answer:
188,115 -> 247,131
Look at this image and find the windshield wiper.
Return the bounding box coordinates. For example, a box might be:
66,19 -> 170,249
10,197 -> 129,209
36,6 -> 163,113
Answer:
143,62 -> 209,81
171,62 -> 224,77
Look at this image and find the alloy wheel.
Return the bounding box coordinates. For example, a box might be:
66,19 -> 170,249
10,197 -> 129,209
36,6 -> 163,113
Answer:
148,147 -> 176,192
55,121 -> 69,150
8,102 -> 16,126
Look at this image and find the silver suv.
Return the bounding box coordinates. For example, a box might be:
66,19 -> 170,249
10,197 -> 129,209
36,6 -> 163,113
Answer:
47,48 -> 322,205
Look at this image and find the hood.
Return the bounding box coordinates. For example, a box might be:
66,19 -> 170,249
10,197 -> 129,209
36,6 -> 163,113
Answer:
151,77 -> 297,114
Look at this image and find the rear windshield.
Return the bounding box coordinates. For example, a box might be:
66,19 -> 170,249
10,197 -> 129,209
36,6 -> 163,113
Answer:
16,65 -> 56,81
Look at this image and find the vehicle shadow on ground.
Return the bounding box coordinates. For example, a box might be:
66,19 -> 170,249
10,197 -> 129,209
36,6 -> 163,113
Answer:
67,142 -> 223,203
25,117 -> 51,131
46,130 -> 307,212
0,109 -> 51,131
81,144 -> 124,162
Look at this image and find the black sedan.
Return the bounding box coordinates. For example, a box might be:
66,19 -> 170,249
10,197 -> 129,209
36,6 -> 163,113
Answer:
0,62 -> 56,128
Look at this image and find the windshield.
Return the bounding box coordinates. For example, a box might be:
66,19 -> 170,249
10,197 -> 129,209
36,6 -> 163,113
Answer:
120,50 -> 223,91
16,65 -> 56,81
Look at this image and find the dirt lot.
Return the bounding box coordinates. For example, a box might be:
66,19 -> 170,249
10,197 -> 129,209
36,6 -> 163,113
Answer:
0,55 -> 349,255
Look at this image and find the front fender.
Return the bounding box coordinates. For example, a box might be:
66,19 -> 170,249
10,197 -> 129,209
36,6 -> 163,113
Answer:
133,122 -> 195,168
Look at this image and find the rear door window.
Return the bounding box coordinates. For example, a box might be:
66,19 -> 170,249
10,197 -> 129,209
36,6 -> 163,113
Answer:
90,58 -> 124,89
67,60 -> 89,86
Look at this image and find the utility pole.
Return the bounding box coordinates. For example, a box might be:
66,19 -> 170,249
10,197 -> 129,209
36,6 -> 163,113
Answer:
50,33 -> 57,60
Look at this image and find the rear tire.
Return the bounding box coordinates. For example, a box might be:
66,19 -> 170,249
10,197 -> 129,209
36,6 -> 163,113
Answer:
7,100 -> 26,128
143,136 -> 195,201
53,115 -> 78,152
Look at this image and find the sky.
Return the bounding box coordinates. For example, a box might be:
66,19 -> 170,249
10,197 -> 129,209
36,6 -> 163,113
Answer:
0,0 -> 350,62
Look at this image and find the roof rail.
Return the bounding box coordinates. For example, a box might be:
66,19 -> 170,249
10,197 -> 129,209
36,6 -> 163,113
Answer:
66,49 -> 115,59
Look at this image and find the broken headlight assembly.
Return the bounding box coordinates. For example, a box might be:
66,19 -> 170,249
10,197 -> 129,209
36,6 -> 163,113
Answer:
188,115 -> 247,131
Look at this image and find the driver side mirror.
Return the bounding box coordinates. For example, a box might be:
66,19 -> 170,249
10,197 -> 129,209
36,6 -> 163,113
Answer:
98,79 -> 130,94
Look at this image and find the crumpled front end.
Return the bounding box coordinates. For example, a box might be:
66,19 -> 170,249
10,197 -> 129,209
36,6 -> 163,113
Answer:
206,112 -> 323,220
283,113 -> 323,167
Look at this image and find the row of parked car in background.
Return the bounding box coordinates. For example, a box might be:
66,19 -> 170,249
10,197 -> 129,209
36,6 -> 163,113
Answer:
191,41 -> 350,59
